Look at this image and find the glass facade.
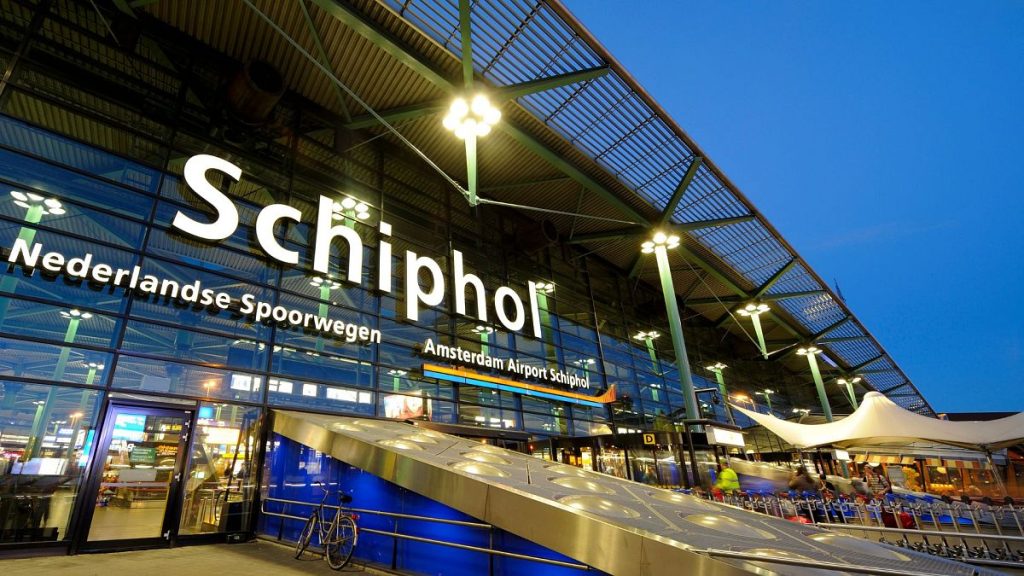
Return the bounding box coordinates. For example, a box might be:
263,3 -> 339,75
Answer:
0,0 -> 813,552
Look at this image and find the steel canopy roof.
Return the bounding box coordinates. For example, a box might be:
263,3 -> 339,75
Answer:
117,0 -> 933,414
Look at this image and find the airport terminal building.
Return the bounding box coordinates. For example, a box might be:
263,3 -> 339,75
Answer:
0,1 -> 949,572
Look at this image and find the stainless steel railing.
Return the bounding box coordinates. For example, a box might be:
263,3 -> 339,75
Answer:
258,496 -> 591,571
701,489 -> 1024,567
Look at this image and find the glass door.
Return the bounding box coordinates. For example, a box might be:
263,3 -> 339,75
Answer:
79,404 -> 191,548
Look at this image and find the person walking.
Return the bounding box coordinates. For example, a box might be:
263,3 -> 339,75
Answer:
713,462 -> 741,497
788,466 -> 816,493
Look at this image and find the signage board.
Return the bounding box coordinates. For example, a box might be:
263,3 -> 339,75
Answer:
706,426 -> 745,448
642,433 -> 656,446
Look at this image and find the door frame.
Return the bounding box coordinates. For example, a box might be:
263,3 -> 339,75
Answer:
69,397 -> 197,553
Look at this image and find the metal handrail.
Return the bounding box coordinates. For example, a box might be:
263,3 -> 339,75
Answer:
259,497 -> 590,571
262,496 -> 491,528
819,523 -> 1024,544
702,549 -> 980,576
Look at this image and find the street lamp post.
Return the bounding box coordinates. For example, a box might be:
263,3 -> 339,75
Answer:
797,345 -> 833,422
27,308 -> 92,459
732,393 -> 757,413
634,331 -> 662,401
331,197 -> 370,230
387,369 -> 407,392
0,192 -> 66,324
472,325 -> 494,355
641,232 -> 699,421
755,389 -> 776,415
792,408 -> 811,422
737,302 -> 771,359
533,281 -> 557,364
310,275 -> 340,352
837,376 -> 861,410
705,362 -> 734,425
443,95 -> 501,207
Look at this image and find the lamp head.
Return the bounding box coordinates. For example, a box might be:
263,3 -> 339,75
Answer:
443,94 -> 501,139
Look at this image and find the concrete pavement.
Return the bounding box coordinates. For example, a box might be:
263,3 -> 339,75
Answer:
0,540 -> 400,576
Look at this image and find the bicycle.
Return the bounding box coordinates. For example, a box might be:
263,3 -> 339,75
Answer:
294,481 -> 358,570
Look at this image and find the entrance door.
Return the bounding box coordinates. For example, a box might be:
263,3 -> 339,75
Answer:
77,404 -> 192,549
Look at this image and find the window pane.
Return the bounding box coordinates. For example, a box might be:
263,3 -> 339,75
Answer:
180,402 -> 262,535
0,382 -> 103,543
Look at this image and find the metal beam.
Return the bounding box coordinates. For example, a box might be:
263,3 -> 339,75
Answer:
753,258 -> 798,298
812,315 -> 851,340
669,215 -> 755,233
565,226 -> 644,245
684,290 -> 825,306
493,66 -> 610,101
568,215 -> 754,246
311,0 -> 821,354
299,0 -> 352,122
818,335 -> 871,344
657,156 -> 703,227
458,0 -> 474,89
344,101 -> 445,130
345,67 -> 609,130
851,355 -> 886,372
499,123 -> 649,223
311,0 -> 649,219
481,176 -> 571,192
310,0 -> 454,92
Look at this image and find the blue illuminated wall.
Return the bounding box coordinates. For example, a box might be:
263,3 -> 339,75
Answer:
259,433 -> 602,576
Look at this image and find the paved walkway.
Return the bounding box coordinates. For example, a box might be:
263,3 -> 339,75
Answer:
1,540 -> 399,576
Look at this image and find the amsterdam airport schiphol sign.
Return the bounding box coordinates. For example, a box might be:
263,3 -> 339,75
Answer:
4,154 -> 615,405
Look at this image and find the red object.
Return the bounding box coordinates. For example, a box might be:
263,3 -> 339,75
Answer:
881,510 -> 914,529
785,516 -> 813,524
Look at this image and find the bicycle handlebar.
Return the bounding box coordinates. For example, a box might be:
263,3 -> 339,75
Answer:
314,481 -> 354,504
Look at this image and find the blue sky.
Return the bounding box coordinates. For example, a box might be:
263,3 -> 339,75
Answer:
563,1 -> 1024,413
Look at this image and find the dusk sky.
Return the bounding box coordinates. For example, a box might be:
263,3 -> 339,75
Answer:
564,0 -> 1024,413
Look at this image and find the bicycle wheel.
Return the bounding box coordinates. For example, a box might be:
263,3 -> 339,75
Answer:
295,514 -> 317,559
325,514 -> 357,570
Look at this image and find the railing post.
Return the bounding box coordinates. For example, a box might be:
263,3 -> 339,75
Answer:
391,515 -> 400,571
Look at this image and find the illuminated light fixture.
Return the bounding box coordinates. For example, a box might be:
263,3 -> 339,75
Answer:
309,276 -> 341,290
471,325 -> 495,335
332,198 -> 371,221
640,231 -> 680,254
837,376 -> 863,410
736,302 -> 771,359
10,191 -> 65,215
796,344 -> 832,422
640,228 -> 699,420
387,369 -> 407,376
792,408 -> 810,416
633,330 -> 660,341
443,94 -> 501,139
755,388 -> 776,414
60,309 -> 92,320
706,362 -> 735,424
737,302 -> 770,317
533,281 -> 555,295
573,358 -> 595,366
87,362 -> 105,369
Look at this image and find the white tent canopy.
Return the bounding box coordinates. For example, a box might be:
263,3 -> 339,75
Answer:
731,392 -> 1024,450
